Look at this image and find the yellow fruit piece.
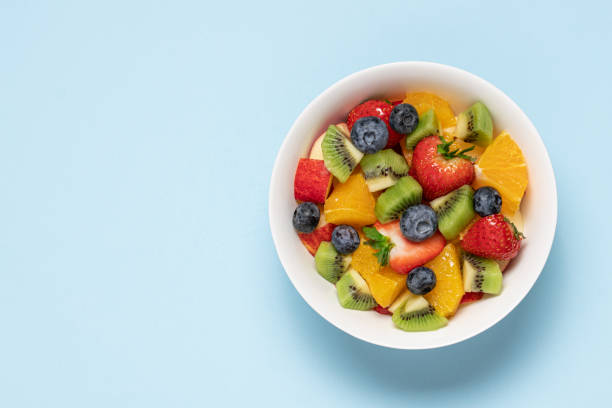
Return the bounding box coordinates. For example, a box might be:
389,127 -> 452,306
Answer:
350,239 -> 405,308
424,243 -> 464,317
399,139 -> 413,167
473,132 -> 528,215
324,173 -> 377,227
450,139 -> 485,162
403,92 -> 457,129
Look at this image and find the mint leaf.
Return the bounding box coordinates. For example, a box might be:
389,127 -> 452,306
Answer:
363,227 -> 395,266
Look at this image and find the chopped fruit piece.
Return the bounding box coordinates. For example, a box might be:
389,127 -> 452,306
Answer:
404,109 -> 441,150
374,220 -> 445,274
346,100 -> 402,147
406,266 -> 436,295
374,176 -> 422,224
374,305 -> 392,315
298,223 -> 335,256
412,135 -> 475,200
310,123 -> 349,160
455,102 -> 494,146
462,214 -> 523,261
292,202 -> 320,233
324,173 -> 377,227
462,253 -> 503,295
473,131 -> 527,215
360,149 -> 409,192
336,268 -> 377,310
400,139 -> 413,167
331,225 -> 360,254
314,241 -> 351,283
498,259 -> 510,272
423,243 -> 464,317
294,159 -> 332,203
322,125 -> 364,183
430,185 -> 476,240
391,293 -> 447,332
351,233 -> 411,307
403,91 -> 456,129
460,292 -> 484,304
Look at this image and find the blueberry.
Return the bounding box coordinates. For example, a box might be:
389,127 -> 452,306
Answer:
350,116 -> 389,154
292,202 -> 320,233
406,266 -> 437,295
473,187 -> 502,217
400,204 -> 438,242
331,225 -> 360,254
389,103 -> 419,134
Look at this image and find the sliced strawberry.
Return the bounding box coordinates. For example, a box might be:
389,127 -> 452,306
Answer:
462,214 -> 523,261
412,135 -> 475,200
374,305 -> 392,315
294,158 -> 332,204
346,100 -> 402,148
298,223 -> 335,256
374,221 -> 445,274
461,292 -> 484,304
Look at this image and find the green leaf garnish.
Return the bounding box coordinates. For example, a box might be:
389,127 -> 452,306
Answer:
437,135 -> 476,162
363,227 -> 395,266
384,98 -> 393,105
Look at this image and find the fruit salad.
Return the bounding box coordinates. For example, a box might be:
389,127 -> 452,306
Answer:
292,92 -> 528,332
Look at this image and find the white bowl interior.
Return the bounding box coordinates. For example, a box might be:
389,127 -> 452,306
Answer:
269,62 -> 557,349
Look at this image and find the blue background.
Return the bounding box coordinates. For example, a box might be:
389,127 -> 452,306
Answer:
0,1 -> 609,406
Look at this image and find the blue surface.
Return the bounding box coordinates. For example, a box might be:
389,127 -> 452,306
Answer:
0,1 -> 609,406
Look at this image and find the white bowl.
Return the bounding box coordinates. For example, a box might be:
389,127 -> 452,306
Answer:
269,62 -> 557,350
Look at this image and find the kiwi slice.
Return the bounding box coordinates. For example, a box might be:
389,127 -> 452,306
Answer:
374,176 -> 423,223
322,125 -> 364,183
391,293 -> 448,332
336,268 -> 376,310
314,241 -> 351,283
430,185 -> 476,240
463,253 -> 502,294
455,102 -> 493,146
404,109 -> 441,149
360,149 -> 410,192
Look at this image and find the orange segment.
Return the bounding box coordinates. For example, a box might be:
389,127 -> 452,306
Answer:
324,173 -> 377,227
424,243 -> 464,317
351,238 -> 405,307
403,92 -> 457,129
473,132 -> 528,215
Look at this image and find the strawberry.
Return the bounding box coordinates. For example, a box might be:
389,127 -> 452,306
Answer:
411,135 -> 475,200
461,214 -> 524,261
346,100 -> 402,148
374,305 -> 392,315
372,221 -> 445,274
298,223 -> 335,256
460,292 -> 484,304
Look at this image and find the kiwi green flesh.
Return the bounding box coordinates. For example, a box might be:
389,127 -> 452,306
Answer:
430,185 -> 476,240
336,269 -> 376,310
404,109 -> 440,149
360,149 -> 409,192
322,125 -> 364,183
391,295 -> 448,332
375,176 -> 423,223
463,253 -> 502,295
315,242 -> 351,284
455,102 -> 493,147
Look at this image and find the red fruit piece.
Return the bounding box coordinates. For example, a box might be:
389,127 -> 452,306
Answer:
294,158 -> 332,204
460,292 -> 484,304
411,135 -> 475,200
462,214 -> 524,261
374,305 -> 392,315
298,223 -> 335,256
346,100 -> 402,148
374,221 -> 445,274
